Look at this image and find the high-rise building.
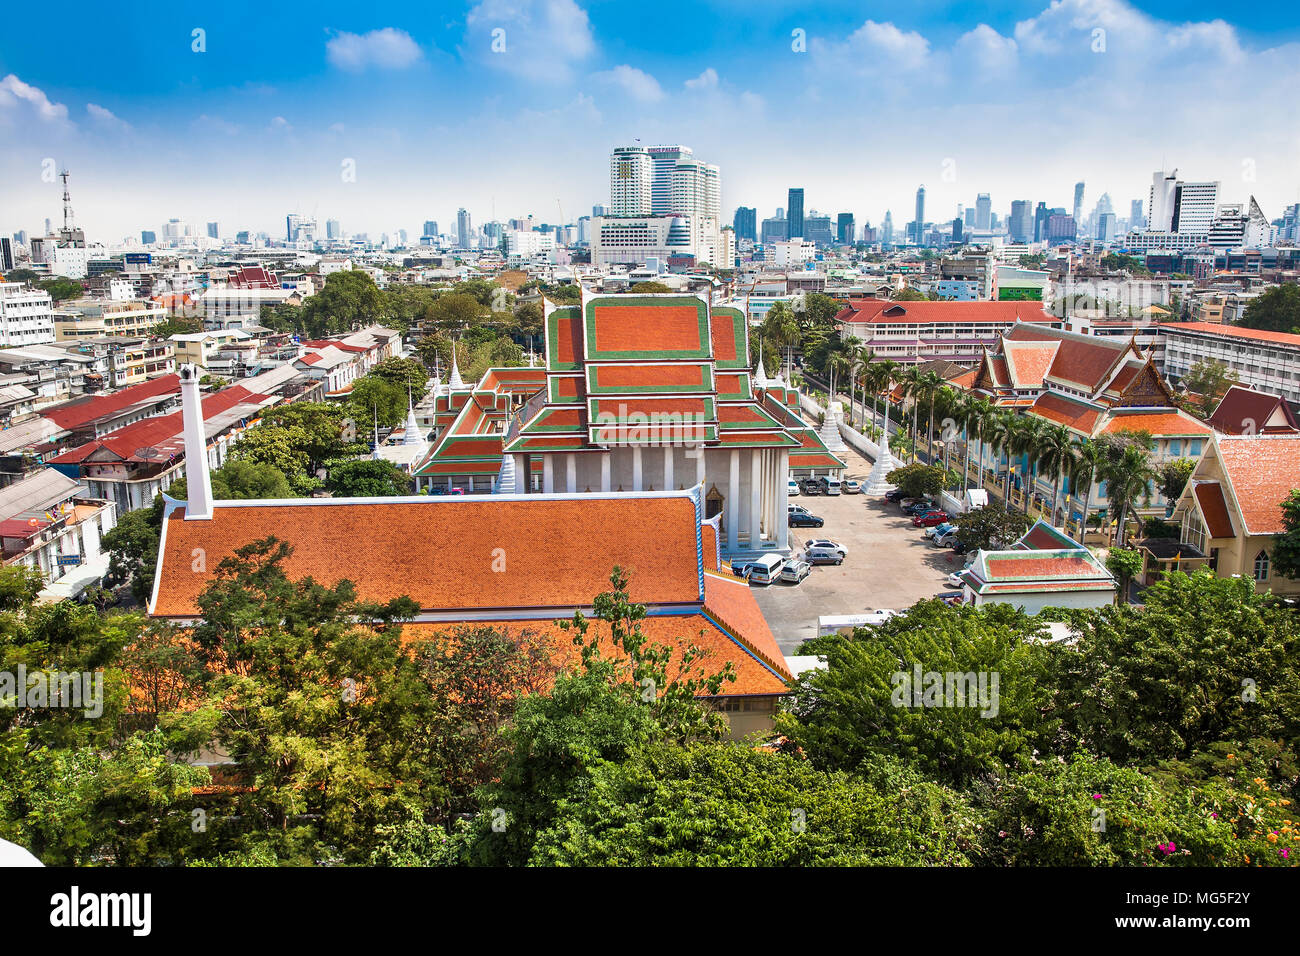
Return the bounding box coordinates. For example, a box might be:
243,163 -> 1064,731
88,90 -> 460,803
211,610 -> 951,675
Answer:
951,218 -> 963,244
733,207 -> 757,242
456,208 -> 473,248
914,187 -> 926,239
1009,200 -> 1034,243
1034,202 -> 1049,242
975,193 -> 991,231
671,160 -> 720,220
1130,200 -> 1144,231
206,222 -> 219,239
648,145 -> 694,214
0,237 -> 12,272
804,215 -> 833,247
882,210 -> 894,246
836,212 -> 855,245
422,220 -> 438,238
592,204 -> 610,217
1047,214 -> 1076,243
140,230 -> 156,245
1146,170 -> 1220,235
326,219 -> 343,240
787,188 -> 805,239
760,211 -> 788,244
964,208 -> 976,228
609,146 -> 654,216
1073,183 -> 1085,226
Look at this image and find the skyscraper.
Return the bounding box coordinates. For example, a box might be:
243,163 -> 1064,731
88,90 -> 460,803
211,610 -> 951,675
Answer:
836,212 -> 855,245
456,209 -> 473,248
206,222 -> 219,239
422,220 -> 439,238
671,160 -> 721,220
609,146 -> 654,216
733,207 -> 757,242
648,145 -> 693,215
1009,200 -> 1033,243
1072,183 -> 1086,228
975,193 -> 991,231
1130,200 -> 1144,231
914,186 -> 926,237
326,219 -> 343,240
882,210 -> 894,246
787,188 -> 805,239
140,230 -> 156,244
1034,202 -> 1049,242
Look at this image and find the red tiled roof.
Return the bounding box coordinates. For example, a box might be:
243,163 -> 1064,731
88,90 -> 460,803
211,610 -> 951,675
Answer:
1193,481 -> 1235,538
591,305 -> 704,354
1216,435 -> 1300,535
150,494 -> 705,617
1209,385 -> 1300,435
835,300 -> 1058,326
1100,412 -> 1211,438
41,374 -> 180,430
985,553 -> 1099,580
1002,341 -> 1058,388
1030,392 -> 1101,434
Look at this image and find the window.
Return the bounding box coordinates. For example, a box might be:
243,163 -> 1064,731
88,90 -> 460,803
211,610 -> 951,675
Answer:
1254,550 -> 1270,582
1189,439 -> 1202,456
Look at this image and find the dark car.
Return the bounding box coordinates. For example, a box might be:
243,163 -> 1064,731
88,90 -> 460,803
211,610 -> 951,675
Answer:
901,500 -> 936,516
799,478 -> 823,496
884,489 -> 907,502
788,511 -> 825,528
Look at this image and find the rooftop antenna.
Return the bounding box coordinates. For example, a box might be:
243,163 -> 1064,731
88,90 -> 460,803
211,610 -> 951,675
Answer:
60,169 -> 74,232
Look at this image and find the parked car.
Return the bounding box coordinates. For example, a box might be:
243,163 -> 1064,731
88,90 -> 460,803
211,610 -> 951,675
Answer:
924,522 -> 956,540
884,489 -> 907,502
934,530 -> 961,548
946,571 -> 966,589
937,590 -> 965,607
789,511 -> 825,528
804,539 -> 847,565
912,511 -> 951,528
788,503 -> 811,515
799,478 -> 823,496
787,478 -> 800,497
842,479 -> 862,494
901,499 -> 936,516
779,560 -> 812,584
817,475 -> 842,496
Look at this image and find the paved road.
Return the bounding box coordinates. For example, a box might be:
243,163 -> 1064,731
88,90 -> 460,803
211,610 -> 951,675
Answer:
751,446 -> 964,654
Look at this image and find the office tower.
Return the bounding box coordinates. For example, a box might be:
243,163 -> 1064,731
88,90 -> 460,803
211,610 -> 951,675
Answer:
592,203 -> 610,217
206,222 -> 219,239
804,215 -> 833,246
422,220 -> 438,238
286,214 -> 301,242
325,219 -> 343,240
733,207 -> 757,242
964,208 -> 976,228
1073,182 -> 1085,226
1009,200 -> 1034,243
1097,212 -> 1118,241
1034,202 -> 1049,242
648,145 -> 693,214
609,146 -> 654,216
236,231 -> 250,244
914,186 -> 926,234
1130,200 -> 1144,231
787,188 -> 805,239
0,237 -> 12,271
836,212 -> 855,245
671,160 -> 721,219
140,230 -> 156,244
974,193 -> 991,231
760,211 -> 788,244
456,208 -> 473,248
882,210 -> 894,246
951,218 -> 963,244
164,219 -> 185,240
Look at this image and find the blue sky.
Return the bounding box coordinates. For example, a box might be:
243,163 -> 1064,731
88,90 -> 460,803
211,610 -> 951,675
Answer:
2,0 -> 1298,241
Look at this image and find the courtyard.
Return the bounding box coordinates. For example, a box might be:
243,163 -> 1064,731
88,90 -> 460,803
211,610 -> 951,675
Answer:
750,447 -> 963,654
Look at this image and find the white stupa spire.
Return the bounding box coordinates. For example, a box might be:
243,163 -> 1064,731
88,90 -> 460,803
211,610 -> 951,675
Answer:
754,337 -> 770,388
448,341 -> 464,389
402,401 -> 426,452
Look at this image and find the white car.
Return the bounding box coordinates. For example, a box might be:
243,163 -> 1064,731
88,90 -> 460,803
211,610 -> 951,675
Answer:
779,560 -> 812,584
787,478 -> 800,496
842,479 -> 862,494
803,538 -> 847,565
946,571 -> 966,589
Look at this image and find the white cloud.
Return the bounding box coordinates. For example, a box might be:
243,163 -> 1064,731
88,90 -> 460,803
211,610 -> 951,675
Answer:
1013,0 -> 1242,63
465,0 -> 595,82
86,103 -> 129,130
326,28 -> 423,71
847,20 -> 931,70
685,68 -> 719,91
593,65 -> 663,103
192,114 -> 240,136
0,74 -> 69,122
955,25 -> 1018,73
269,115 -> 292,132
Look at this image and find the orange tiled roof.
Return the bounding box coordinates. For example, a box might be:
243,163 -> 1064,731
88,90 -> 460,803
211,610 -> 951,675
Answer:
1029,392 -> 1101,434
590,305 -> 703,354
1100,412 -> 1210,438
1161,322 -> 1300,349
150,494 -> 704,617
1002,341 -> 1058,388
1216,434 -> 1300,535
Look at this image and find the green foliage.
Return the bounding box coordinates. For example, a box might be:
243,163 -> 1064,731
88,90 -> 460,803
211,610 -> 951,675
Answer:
1181,359 -> 1238,415
1273,490 -> 1300,580
325,458 -> 411,497
1239,283 -> 1300,334
891,286 -> 927,301
299,270 -> 384,338
101,497 -> 167,604
1104,547 -> 1143,594
954,503 -> 1031,552
1157,458 -> 1196,502
886,463 -> 945,499
369,356 -> 429,404
775,601 -> 1057,787
39,277 -> 85,302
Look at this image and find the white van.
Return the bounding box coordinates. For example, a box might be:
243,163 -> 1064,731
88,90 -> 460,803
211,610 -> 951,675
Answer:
744,553 -> 786,586
818,476 -> 842,496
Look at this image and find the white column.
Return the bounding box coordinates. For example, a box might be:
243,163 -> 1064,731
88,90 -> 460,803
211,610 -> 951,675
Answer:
514,455 -> 527,494
632,446 -> 643,491
663,446 -> 674,491
600,454 -> 611,492
749,449 -> 761,549
696,446 -> 706,487
777,449 -> 790,550
543,454 -> 554,493
727,449 -> 740,553
565,454 -> 577,493
447,477 -> 453,492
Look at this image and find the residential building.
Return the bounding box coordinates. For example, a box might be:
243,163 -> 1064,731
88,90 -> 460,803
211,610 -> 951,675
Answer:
0,468 -> 116,598
0,281 -> 57,346
52,299 -> 166,340
1161,322 -> 1300,406
833,299 -> 1062,366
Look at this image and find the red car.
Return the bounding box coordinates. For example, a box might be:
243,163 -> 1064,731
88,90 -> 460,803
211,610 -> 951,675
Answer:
912,511 -> 951,527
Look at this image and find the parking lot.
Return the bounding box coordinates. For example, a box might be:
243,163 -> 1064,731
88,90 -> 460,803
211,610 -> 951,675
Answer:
750,448 -> 963,654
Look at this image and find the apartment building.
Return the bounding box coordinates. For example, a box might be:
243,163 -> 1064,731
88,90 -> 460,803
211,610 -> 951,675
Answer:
52,298 -> 167,340
0,281 -> 57,347
1161,322 -> 1300,405
833,299 -> 1062,366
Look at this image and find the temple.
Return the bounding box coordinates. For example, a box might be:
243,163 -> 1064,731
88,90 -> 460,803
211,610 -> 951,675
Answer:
412,291 -> 844,557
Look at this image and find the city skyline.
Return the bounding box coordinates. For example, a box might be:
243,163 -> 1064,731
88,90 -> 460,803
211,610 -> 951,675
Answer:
2,0 -> 1300,240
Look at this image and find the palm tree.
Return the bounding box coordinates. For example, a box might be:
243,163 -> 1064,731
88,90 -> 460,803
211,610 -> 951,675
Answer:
762,301 -> 802,381
1068,439 -> 1107,541
919,371 -> 945,464
826,347 -> 852,412
985,412 -> 1018,504
847,342 -> 872,428
1011,416 -> 1048,512
1034,424 -> 1074,527
900,366 -> 926,463
965,397 -> 994,492
934,385 -> 958,474
875,360 -> 901,449
1101,444 -> 1157,547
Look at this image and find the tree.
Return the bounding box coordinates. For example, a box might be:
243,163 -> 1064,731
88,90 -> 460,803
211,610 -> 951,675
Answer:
1157,458 -> 1195,504
1271,490 -> 1300,580
1238,284 -> 1300,334
370,356 -> 429,405
1105,547 -> 1143,601
101,497 -> 166,604
1101,442 -> 1157,546
257,402 -> 351,474
1033,423 -> 1074,526
1068,439 -> 1107,535
891,287 -> 927,301
1181,359 -> 1238,416
39,278 -> 85,302
886,463 -> 945,499
299,270 -> 384,338
229,425 -> 314,485
421,292 -> 485,336
630,281 -> 673,293
954,503 -> 1031,552
775,600 -> 1058,787
325,458 -> 411,497
348,374 -> 407,430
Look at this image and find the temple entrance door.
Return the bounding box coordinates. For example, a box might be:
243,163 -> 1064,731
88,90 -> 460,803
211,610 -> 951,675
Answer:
705,485 -> 724,526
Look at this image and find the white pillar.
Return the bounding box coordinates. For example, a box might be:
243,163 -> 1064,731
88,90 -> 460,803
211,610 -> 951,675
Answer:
727,449 -> 740,553
514,455 -> 527,494
632,446 -> 643,491
663,446 -> 674,491
696,446 -> 706,487
178,365 -> 214,520
777,449 -> 790,550
600,454 -> 611,492
566,454 -> 577,493
543,454 -> 554,493
749,449 -> 761,549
